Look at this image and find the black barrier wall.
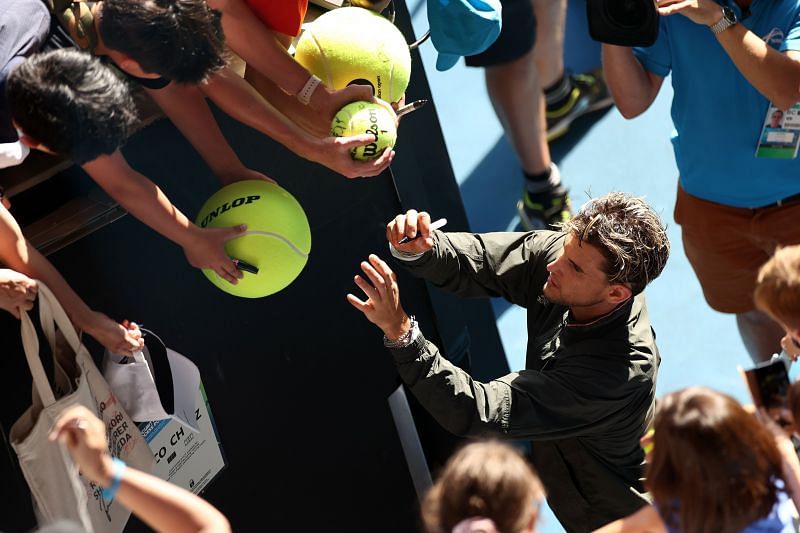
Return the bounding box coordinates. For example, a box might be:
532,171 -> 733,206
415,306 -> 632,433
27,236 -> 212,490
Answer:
0,3 -> 508,530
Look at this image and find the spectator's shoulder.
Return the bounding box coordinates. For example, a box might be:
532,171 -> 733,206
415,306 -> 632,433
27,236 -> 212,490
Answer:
1,0 -> 51,29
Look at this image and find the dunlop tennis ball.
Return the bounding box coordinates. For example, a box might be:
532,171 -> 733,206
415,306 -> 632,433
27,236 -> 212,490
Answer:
294,7 -> 411,103
196,181 -> 311,298
331,101 -> 397,160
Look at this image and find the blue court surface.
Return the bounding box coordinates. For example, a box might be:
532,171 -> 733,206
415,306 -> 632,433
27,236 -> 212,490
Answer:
407,1 -> 764,530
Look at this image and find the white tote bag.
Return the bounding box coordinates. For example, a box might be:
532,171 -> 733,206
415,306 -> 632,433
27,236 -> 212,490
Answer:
9,282 -> 154,533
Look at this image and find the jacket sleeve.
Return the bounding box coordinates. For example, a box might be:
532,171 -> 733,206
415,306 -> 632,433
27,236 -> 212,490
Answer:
391,334 -> 513,437
391,334 -> 649,440
397,230 -> 562,308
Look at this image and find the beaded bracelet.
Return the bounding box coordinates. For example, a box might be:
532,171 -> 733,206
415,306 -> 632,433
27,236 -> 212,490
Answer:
101,457 -> 127,501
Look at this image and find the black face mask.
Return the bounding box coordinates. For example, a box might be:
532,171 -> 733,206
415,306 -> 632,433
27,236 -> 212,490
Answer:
587,0 -> 659,47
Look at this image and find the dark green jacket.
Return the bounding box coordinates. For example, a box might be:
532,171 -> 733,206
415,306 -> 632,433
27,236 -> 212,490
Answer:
391,230 -> 658,532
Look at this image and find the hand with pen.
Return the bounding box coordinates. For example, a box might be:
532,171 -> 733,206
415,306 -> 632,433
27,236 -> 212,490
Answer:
386,209 -> 446,255
347,209 -> 439,341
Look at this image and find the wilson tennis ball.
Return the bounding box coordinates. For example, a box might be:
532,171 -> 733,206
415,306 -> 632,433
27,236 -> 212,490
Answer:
196,180 -> 311,298
331,101 -> 397,160
294,7 -> 411,103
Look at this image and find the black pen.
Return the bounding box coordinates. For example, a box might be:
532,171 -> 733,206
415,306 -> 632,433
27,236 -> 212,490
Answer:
398,218 -> 447,244
396,99 -> 429,118
232,258 -> 259,275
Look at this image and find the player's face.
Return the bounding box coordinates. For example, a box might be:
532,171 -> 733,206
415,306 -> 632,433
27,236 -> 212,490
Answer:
543,233 -> 614,308
771,111 -> 784,127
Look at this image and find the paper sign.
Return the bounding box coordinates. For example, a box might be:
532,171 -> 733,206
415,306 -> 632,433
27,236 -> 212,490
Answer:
137,383 -> 225,494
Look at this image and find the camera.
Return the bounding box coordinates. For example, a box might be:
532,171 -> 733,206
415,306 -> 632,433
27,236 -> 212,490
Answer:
587,0 -> 659,47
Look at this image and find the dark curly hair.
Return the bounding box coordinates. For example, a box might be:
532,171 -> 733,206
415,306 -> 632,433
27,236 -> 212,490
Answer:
561,192 -> 670,295
98,0 -> 226,83
8,49 -> 138,164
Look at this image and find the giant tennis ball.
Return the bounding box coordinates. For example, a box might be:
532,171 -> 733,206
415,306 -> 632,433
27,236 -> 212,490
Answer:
331,101 -> 397,160
295,7 -> 411,103
195,181 -> 311,298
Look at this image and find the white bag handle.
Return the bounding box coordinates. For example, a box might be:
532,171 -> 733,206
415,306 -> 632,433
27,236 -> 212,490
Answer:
19,281 -> 89,408
38,291 -> 58,357
36,283 -> 85,356
20,297 -> 57,407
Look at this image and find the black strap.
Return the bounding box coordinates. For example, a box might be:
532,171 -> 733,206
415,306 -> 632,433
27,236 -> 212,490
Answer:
141,329 -> 175,415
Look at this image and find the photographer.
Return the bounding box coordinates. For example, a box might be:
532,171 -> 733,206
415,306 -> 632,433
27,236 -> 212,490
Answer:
602,0 -> 800,363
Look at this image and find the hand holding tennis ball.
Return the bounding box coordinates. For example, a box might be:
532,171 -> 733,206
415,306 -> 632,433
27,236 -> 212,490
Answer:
330,100 -> 398,161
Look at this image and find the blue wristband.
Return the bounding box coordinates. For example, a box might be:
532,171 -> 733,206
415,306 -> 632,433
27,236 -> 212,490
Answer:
101,457 -> 126,501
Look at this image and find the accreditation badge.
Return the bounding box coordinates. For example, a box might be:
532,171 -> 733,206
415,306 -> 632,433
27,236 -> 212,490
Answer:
756,103 -> 800,159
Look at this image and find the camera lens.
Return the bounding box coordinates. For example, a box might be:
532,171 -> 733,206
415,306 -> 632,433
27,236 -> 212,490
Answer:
605,0 -> 648,27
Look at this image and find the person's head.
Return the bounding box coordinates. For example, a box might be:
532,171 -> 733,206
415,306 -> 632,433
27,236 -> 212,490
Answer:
544,192 -> 669,310
770,109 -> 784,128
755,245 -> 800,341
96,0 -> 226,83
647,387 -> 783,532
421,441 -> 544,533
7,49 -> 138,165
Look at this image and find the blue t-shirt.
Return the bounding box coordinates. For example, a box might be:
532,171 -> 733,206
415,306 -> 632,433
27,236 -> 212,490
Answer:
634,0 -> 800,208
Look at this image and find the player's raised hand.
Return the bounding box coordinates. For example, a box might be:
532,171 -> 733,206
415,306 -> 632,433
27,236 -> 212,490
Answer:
387,210 -> 435,255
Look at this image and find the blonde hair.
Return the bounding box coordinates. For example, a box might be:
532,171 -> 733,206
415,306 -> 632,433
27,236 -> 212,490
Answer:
421,442 -> 544,533
755,245 -> 800,329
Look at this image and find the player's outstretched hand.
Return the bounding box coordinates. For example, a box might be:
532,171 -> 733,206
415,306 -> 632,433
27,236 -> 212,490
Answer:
347,254 -> 411,341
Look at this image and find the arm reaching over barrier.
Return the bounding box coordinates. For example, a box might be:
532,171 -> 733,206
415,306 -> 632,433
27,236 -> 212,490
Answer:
0,268 -> 36,318
50,406 -> 231,533
0,204 -> 142,355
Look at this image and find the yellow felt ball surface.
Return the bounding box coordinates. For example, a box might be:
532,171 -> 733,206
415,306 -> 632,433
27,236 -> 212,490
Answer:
295,7 -> 411,103
195,181 -> 311,298
331,101 -> 397,160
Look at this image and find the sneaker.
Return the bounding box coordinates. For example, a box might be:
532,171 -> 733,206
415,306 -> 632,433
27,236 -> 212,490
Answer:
546,69 -> 614,142
517,185 -> 573,231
